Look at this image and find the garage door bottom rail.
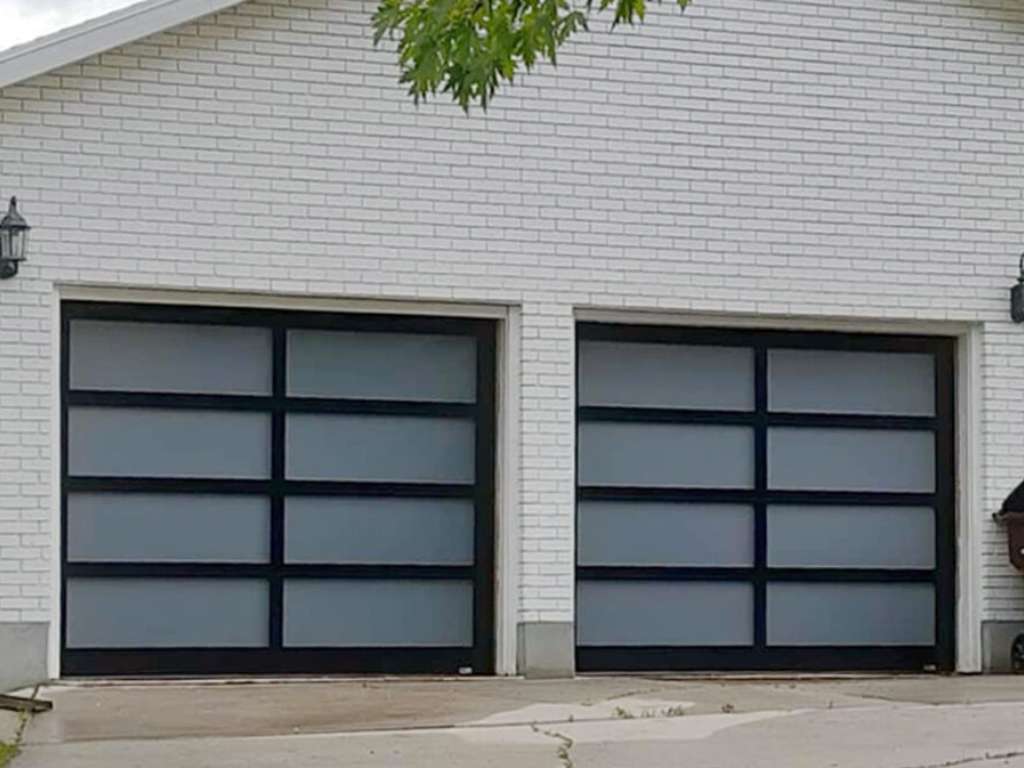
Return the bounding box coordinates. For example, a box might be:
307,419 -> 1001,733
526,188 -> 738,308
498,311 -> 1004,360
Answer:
576,646 -> 939,673
61,648 -> 481,677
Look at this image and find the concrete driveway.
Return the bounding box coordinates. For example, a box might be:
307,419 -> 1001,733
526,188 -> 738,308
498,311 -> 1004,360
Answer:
8,675 -> 1024,767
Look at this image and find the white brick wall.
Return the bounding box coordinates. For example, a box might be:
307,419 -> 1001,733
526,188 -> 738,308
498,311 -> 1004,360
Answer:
1,0 -> 1024,631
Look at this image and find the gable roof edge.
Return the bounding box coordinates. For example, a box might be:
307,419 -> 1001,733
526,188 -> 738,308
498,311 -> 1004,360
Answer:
0,0 -> 247,91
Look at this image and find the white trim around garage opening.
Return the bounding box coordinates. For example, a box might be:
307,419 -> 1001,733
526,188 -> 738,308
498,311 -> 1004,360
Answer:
957,324 -> 984,673
49,284 -> 521,678
495,307 -> 522,676
576,307 -> 983,674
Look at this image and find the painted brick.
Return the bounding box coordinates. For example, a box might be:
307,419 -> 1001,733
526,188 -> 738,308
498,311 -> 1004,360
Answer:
0,0 -> 1023,635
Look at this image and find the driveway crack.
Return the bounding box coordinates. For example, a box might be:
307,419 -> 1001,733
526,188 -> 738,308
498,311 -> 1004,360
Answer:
899,749 -> 1024,768
531,723 -> 575,768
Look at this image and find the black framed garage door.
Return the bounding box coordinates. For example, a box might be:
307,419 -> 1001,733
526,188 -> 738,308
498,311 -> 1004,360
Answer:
61,302 -> 496,676
576,323 -> 955,672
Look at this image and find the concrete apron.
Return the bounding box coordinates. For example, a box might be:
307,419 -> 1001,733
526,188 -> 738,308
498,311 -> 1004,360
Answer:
13,675 -> 1024,768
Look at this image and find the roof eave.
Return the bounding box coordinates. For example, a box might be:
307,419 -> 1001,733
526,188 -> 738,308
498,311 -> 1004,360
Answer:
0,0 -> 247,91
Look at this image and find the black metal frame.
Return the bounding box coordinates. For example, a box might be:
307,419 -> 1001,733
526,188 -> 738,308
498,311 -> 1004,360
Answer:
61,301 -> 497,677
576,322 -> 956,673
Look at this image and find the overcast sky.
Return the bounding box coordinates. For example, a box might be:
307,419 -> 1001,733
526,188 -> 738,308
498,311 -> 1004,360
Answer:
2,0 -> 137,52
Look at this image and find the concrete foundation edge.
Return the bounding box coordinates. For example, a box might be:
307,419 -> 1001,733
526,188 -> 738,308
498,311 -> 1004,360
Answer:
983,618 -> 1024,671
516,622 -> 575,678
982,620 -> 1024,673
0,622 -> 48,693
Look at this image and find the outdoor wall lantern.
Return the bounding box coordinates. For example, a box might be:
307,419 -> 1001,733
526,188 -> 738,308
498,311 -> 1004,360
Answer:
0,196 -> 30,280
1012,252 -> 1024,323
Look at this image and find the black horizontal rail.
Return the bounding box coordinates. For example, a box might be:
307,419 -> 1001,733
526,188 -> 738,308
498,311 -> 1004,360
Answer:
69,391 -> 272,410
765,412 -> 936,430
66,477 -> 477,497
578,406 -> 936,431
578,486 -> 936,506
577,566 -> 935,583
576,646 -> 937,673
68,390 -> 477,418
580,407 -> 754,425
65,562 -> 474,579
62,647 -> 477,676
64,300 -> 494,336
577,321 -> 952,354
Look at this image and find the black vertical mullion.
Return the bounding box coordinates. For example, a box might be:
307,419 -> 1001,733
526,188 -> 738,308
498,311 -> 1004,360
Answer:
934,342 -> 956,671
472,323 -> 497,675
753,345 -> 768,652
268,327 -> 287,650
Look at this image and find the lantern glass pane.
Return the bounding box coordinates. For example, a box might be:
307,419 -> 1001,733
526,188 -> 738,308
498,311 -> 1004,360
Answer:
0,229 -> 10,260
12,230 -> 26,261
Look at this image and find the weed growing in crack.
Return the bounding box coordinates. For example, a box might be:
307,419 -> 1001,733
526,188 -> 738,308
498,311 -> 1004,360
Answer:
531,724 -> 575,768
0,706 -> 32,768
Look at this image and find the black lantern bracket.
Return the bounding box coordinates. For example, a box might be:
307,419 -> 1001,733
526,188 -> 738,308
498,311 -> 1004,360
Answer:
1011,251 -> 1024,323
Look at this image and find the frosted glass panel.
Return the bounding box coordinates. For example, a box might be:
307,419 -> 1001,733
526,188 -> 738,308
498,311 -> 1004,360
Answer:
579,422 -> 754,488
283,579 -> 472,647
286,414 -> 474,483
66,578 -> 268,648
68,494 -> 270,563
70,320 -> 271,394
768,428 -> 934,493
288,330 -> 476,402
576,581 -> 753,646
68,408 -> 271,478
767,583 -> 935,646
285,497 -> 474,564
769,349 -> 934,416
578,502 -> 754,566
579,341 -> 754,410
767,505 -> 934,569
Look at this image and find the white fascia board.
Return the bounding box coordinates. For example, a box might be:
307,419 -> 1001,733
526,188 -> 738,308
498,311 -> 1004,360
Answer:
0,0 -> 247,90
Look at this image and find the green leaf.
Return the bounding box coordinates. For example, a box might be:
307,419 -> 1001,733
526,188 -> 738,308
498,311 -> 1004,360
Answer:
372,0 -> 689,111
